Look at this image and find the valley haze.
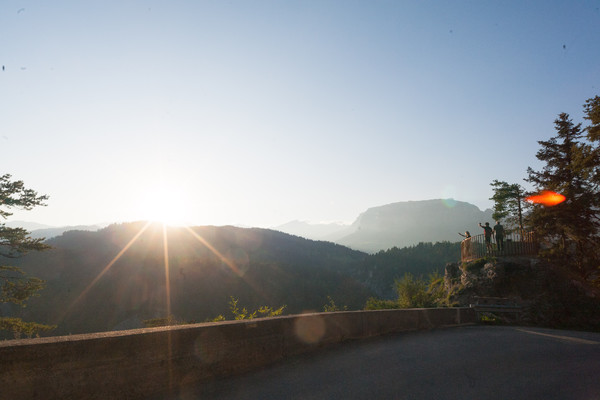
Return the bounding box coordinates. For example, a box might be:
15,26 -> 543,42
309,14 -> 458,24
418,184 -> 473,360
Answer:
8,199 -> 493,253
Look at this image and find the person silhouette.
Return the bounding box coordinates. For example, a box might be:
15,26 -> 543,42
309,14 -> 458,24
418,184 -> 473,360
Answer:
494,221 -> 505,252
479,222 -> 493,252
459,231 -> 472,258
458,231 -> 471,239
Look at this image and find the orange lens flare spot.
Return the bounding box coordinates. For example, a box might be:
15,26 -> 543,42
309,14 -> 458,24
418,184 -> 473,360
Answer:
526,190 -> 566,206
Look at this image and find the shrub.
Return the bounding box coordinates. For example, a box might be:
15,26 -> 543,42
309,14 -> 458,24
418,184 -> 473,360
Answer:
323,296 -> 348,312
364,297 -> 399,310
364,272 -> 449,310
0,317 -> 56,339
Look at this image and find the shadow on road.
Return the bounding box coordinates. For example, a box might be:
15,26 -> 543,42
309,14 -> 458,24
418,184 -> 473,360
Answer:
172,325 -> 600,400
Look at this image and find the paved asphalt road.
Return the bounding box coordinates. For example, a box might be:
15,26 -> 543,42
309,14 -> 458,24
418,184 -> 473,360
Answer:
177,325 -> 600,400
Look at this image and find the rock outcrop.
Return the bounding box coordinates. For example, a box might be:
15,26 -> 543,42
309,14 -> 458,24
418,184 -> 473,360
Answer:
445,257 -> 600,330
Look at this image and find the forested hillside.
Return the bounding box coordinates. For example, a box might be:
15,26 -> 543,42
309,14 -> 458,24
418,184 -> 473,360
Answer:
6,222 -> 461,336
352,242 -> 461,298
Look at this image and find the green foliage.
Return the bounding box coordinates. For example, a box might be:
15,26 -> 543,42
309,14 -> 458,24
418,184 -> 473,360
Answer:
0,317 -> 56,339
1,174 -> 54,337
5,224 -> 373,335
364,297 -> 399,310
0,174 -> 49,221
487,96 -> 600,282
583,96 -> 600,229
489,180 -> 525,231
479,313 -> 500,324
359,241 -> 461,299
526,264 -> 600,330
0,266 -> 45,305
583,95 -> 600,142
228,296 -> 256,320
427,271 -> 451,307
0,226 -> 50,259
224,296 -> 286,321
395,273 -> 433,308
257,304 -> 286,317
365,272 -> 448,309
525,110 -> 600,276
323,296 -> 348,312
0,174 -> 50,259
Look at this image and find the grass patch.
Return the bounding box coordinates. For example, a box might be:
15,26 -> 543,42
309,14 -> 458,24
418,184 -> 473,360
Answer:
462,256 -> 496,273
479,313 -> 501,324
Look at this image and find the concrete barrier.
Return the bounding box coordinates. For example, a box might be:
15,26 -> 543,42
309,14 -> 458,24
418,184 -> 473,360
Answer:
0,308 -> 475,399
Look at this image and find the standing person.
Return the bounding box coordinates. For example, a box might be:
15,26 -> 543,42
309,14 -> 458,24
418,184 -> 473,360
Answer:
458,231 -> 472,259
479,222 -> 493,252
494,221 -> 505,252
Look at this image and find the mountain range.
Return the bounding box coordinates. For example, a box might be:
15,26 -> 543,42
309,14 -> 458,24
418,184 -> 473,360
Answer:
5,199 -> 597,337
6,224 -> 460,336
5,221 -> 105,239
8,199 -> 492,253
2,199 -> 486,335
8,223 -> 372,335
275,199 -> 494,252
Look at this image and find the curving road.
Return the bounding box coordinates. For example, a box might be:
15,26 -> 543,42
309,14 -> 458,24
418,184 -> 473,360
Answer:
176,325 -> 600,400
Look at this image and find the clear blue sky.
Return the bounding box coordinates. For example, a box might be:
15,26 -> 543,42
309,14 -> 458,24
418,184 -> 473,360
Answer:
2,1 -> 599,228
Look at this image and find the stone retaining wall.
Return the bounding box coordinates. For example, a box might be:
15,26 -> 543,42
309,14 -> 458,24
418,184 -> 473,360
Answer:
0,307 -> 475,399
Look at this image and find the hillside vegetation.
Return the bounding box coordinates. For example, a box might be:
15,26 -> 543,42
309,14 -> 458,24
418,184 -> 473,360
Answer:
6,222 -> 461,335
445,258 -> 600,330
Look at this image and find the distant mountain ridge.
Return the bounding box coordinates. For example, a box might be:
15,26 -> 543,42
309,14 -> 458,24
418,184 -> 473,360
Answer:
29,225 -> 105,239
273,220 -> 352,241
6,222 -> 462,336
9,223 -> 373,335
4,220 -> 105,239
276,199 -> 494,253
4,220 -> 54,231
10,199 -> 492,252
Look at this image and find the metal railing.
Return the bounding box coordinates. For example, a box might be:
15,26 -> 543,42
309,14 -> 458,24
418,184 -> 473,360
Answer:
461,231 -> 538,262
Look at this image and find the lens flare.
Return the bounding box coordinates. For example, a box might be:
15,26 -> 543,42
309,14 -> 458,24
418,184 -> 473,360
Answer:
184,226 -> 242,276
162,223 -> 174,393
294,314 -> 326,344
63,221 -> 153,319
162,223 -> 171,318
183,226 -> 266,299
526,190 -> 566,206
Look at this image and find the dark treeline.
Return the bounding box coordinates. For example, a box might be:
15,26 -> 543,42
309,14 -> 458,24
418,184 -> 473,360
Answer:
353,242 -> 461,299
5,222 -> 460,336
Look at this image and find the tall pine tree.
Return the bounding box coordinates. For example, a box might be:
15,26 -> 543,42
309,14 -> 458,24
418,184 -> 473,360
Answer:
1,174 -> 56,338
583,96 -> 600,197
583,95 -> 600,142
489,180 -> 525,233
526,113 -> 599,276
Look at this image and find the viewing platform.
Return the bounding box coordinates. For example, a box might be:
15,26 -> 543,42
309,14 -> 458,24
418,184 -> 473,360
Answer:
461,231 -> 538,262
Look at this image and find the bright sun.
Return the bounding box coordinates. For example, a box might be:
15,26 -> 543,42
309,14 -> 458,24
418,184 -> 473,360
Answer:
138,185 -> 191,226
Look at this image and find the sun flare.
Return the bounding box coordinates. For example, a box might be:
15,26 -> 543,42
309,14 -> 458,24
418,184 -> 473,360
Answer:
138,185 -> 192,226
